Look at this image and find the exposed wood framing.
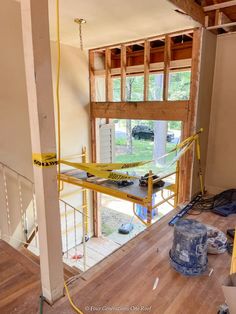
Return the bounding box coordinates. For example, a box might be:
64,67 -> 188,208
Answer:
89,50 -> 96,162
167,0 -> 205,25
89,50 -> 99,237
207,21 -> 236,30
163,35 -> 171,101
120,44 -> 126,101
105,48 -> 112,102
90,27 -> 197,52
89,27 -> 200,233
94,59 -> 192,77
203,0 -> 236,12
214,10 -> 233,32
180,28 -> 202,203
91,101 -> 189,121
144,40 -> 150,101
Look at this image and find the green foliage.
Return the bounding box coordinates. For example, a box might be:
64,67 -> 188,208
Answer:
115,139 -> 176,174
168,121 -> 181,130
113,71 -> 190,102
168,71 -> 191,100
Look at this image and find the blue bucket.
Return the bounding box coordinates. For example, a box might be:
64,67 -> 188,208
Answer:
169,219 -> 208,276
136,195 -> 156,220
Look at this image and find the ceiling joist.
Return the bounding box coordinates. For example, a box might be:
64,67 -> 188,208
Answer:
168,0 -> 205,25
203,0 -> 236,12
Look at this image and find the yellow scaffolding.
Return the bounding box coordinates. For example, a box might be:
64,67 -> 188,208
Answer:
59,160 -> 179,227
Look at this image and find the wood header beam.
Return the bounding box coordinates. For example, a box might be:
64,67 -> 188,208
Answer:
204,0 -> 236,12
168,0 -> 205,25
91,101 -> 189,121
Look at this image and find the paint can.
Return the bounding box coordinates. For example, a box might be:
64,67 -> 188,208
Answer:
169,219 -> 208,276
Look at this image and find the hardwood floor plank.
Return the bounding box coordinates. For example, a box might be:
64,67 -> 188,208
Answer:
48,211 -> 236,314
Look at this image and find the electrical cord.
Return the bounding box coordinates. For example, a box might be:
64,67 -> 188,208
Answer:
55,2 -> 83,311
64,282 -> 84,314
56,0 -> 62,192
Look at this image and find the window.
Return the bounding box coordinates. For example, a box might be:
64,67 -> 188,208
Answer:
112,76 -> 144,101
149,73 -> 163,101
168,71 -> 191,100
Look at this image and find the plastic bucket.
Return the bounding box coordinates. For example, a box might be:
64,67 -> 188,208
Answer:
169,219 -> 208,276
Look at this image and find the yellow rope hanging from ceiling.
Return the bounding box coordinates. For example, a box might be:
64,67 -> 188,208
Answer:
56,0 -> 62,192
56,6 -> 84,314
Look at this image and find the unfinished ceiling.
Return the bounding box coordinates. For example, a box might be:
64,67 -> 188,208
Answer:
48,0 -> 199,49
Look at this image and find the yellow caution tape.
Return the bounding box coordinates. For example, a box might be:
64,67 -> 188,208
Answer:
60,160 -> 139,181
33,153 -> 58,167
61,160 -> 151,171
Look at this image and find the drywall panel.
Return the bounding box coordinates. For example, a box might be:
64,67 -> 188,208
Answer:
191,29 -> 217,197
0,1 -> 93,239
50,43 -> 93,236
0,0 -> 33,180
205,33 -> 236,194
0,0 -> 34,241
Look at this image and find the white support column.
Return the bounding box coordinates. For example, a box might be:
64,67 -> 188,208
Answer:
20,0 -> 64,303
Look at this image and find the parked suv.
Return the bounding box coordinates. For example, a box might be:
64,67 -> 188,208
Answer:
131,125 -> 174,142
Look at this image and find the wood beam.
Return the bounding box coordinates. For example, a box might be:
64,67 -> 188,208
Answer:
89,51 -> 97,163
207,21 -> 236,30
168,0 -> 205,25
105,48 -> 112,102
213,9 -> 233,32
163,35 -> 171,101
89,52 -> 99,237
204,0 -> 236,12
180,28 -> 202,203
91,101 -> 189,121
90,27 -> 197,52
120,44 -> 126,102
144,40 -> 150,101
20,0 -> 64,303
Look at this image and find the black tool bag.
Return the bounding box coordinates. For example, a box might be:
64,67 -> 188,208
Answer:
213,189 -> 236,208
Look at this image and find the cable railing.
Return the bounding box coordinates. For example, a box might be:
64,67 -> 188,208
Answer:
0,162 -> 38,249
0,161 -> 88,272
60,198 -> 88,272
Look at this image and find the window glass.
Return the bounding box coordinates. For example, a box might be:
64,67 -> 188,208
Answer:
168,71 -> 191,100
149,73 -> 163,101
113,77 -> 121,102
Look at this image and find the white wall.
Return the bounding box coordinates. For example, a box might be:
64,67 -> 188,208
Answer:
50,43 -> 90,159
0,0 -> 33,241
0,0 -> 33,179
0,0 -> 92,240
50,42 -> 93,236
205,33 -> 236,194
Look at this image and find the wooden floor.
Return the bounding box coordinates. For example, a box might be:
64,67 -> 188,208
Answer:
0,240 -> 80,314
0,211 -> 235,314
47,210 -> 236,314
0,240 -> 41,314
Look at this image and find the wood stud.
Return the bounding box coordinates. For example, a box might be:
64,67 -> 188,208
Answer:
180,28 -> 202,203
144,40 -> 150,101
163,35 -> 171,101
89,50 -> 99,237
105,48 -> 112,102
120,44 -> 126,102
